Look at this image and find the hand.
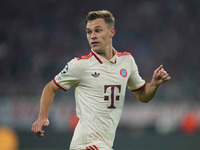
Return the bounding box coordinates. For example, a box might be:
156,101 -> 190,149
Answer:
32,118 -> 50,137
152,65 -> 171,86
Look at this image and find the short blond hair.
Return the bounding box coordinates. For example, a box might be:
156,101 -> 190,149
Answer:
86,10 -> 115,28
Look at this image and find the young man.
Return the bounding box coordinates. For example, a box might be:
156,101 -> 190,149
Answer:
32,10 -> 171,150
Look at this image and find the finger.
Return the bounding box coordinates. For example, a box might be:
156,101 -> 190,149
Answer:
155,69 -> 163,79
36,130 -> 44,135
159,69 -> 166,78
162,70 -> 170,78
36,134 -> 44,137
158,68 -> 168,78
155,65 -> 163,73
31,122 -> 35,131
162,71 -> 169,78
35,124 -> 44,134
35,131 -> 45,137
154,66 -> 164,79
161,72 -> 171,81
164,76 -> 171,81
162,73 -> 169,79
32,124 -> 37,133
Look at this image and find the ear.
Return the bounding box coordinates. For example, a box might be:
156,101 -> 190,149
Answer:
110,27 -> 115,38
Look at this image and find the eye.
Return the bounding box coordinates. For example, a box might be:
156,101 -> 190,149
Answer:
95,29 -> 102,33
86,30 -> 92,35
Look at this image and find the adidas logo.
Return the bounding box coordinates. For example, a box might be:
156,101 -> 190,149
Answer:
91,72 -> 100,78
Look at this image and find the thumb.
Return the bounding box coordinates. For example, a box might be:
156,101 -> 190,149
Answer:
43,120 -> 50,127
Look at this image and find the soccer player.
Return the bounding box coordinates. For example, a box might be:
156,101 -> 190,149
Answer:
32,10 -> 171,150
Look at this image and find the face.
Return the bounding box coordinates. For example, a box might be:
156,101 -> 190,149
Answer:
86,18 -> 115,53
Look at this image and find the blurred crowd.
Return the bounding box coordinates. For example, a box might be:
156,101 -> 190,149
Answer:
0,0 -> 199,101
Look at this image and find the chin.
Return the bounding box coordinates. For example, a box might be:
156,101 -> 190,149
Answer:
92,48 -> 102,53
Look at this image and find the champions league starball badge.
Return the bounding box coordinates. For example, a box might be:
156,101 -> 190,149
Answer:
61,64 -> 68,74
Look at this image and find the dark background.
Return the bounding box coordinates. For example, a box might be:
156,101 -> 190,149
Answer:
0,0 -> 199,150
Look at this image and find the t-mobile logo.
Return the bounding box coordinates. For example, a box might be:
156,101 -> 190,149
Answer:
104,85 -> 121,109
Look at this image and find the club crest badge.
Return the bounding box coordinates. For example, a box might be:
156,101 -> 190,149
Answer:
120,69 -> 127,78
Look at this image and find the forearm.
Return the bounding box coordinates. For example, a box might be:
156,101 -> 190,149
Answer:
135,65 -> 171,103
135,81 -> 159,103
38,81 -> 58,119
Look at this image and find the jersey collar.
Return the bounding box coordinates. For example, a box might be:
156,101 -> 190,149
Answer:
91,49 -> 117,64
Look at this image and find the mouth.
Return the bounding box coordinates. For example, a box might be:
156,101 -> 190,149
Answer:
91,42 -> 99,46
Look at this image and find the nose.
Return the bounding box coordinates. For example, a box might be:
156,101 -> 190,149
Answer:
91,32 -> 97,39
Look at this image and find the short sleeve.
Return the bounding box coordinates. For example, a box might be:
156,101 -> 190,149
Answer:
127,56 -> 146,92
54,58 -> 80,91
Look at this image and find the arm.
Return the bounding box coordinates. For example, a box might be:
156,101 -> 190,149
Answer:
32,80 -> 60,137
133,65 -> 171,103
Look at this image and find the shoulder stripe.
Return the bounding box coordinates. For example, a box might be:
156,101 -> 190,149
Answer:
76,52 -> 92,60
86,145 -> 99,150
116,51 -> 131,57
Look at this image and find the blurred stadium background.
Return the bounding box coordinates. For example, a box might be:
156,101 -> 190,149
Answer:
0,0 -> 199,150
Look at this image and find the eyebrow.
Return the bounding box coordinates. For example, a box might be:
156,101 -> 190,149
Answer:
86,26 -> 103,30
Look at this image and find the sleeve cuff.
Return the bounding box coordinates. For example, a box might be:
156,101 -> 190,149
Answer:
53,78 -> 68,91
131,82 -> 146,92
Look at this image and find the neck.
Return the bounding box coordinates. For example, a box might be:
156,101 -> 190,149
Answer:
96,45 -> 115,60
